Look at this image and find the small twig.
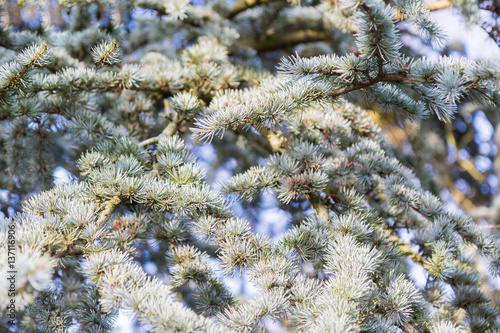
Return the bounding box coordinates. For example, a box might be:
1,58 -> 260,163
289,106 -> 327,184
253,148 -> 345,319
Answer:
227,0 -> 279,18
387,234 -> 430,270
97,195 -> 122,228
444,122 -> 486,182
53,246 -> 85,259
139,114 -> 180,147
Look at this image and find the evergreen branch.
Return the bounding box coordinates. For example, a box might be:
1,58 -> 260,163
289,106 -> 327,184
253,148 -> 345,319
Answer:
92,40 -> 121,67
395,0 -> 451,20
0,43 -> 49,94
22,66 -> 173,96
328,73 -> 420,97
358,2 -> 390,72
82,250 -> 225,331
50,196 -> 123,259
393,0 -> 447,46
24,82 -> 172,95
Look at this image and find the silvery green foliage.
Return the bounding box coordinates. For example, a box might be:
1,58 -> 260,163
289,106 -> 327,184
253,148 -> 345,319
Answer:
91,40 -> 121,67
1,0 -> 500,331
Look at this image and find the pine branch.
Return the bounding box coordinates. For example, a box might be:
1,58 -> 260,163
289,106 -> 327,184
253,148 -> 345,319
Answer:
92,40 -> 121,67
0,43 -> 49,94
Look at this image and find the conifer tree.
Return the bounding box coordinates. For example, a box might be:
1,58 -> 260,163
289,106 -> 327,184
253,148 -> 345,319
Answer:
1,0 -> 500,331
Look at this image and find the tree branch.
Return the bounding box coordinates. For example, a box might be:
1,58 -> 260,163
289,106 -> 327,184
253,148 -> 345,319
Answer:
387,234 -> 430,270
53,246 -> 85,259
227,0 -> 280,18
97,195 -> 122,228
424,0 -> 452,11
139,113 -> 181,147
241,30 -> 329,52
229,0 -> 452,26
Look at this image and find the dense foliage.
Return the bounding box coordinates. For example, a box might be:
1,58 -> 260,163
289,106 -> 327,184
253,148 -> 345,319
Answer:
1,0 -> 500,331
